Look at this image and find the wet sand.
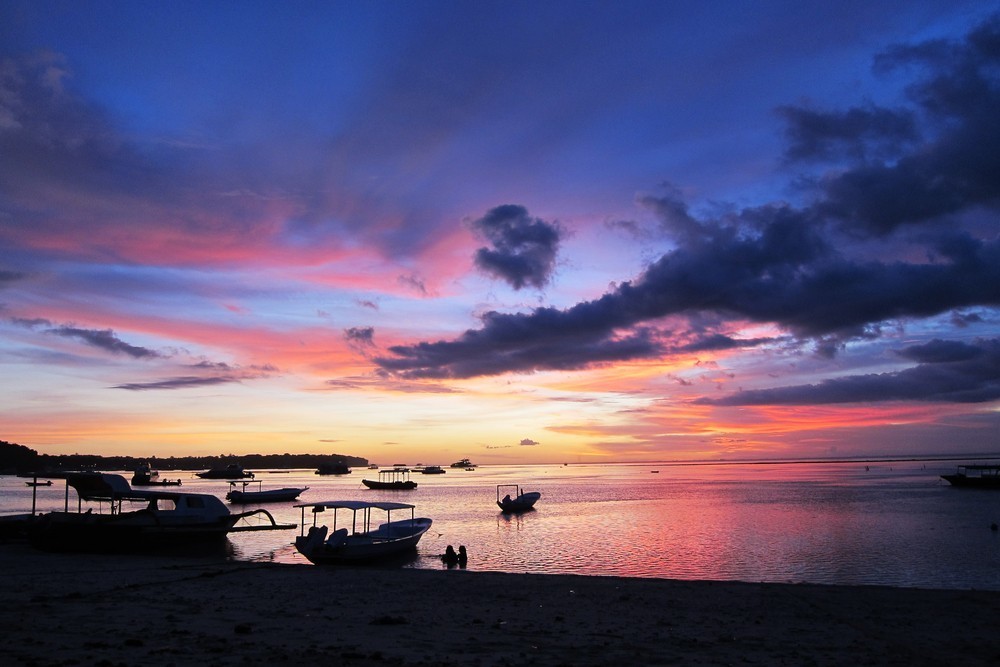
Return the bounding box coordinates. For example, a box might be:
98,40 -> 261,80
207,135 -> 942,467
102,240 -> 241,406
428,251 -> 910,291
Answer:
2,542 -> 999,666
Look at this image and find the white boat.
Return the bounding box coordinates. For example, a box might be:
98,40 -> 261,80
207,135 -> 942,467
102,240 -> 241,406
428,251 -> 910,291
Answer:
294,500 -> 432,565
496,484 -> 541,512
29,473 -> 293,552
226,480 -> 308,503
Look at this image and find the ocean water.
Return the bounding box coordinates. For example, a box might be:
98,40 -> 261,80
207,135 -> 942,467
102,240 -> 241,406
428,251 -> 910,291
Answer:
3,460 -> 1000,590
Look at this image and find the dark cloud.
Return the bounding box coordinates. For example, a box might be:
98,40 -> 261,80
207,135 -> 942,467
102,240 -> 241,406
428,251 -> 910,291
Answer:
519,438 -> 540,446
113,376 -> 237,391
810,13 -> 1000,234
698,338 -> 1000,405
344,326 -> 375,347
471,205 -> 562,290
0,270 -> 26,285
778,104 -> 918,163
375,16 -> 1000,383
678,334 -> 778,353
48,326 -> 161,359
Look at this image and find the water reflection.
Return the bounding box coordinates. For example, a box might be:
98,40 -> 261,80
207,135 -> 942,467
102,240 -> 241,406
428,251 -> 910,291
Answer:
4,461 -> 1000,589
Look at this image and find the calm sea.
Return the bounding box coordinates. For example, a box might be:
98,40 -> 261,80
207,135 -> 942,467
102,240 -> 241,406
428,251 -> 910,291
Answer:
3,460 -> 999,590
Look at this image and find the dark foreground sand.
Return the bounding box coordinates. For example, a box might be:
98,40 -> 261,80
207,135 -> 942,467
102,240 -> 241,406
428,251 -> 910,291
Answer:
1,542 -> 999,666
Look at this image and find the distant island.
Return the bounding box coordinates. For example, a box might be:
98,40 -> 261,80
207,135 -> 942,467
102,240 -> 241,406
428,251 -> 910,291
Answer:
0,440 -> 368,475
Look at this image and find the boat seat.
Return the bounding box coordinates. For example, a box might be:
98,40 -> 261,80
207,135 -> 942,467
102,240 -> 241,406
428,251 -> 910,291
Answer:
326,527 -> 349,547
303,525 -> 328,551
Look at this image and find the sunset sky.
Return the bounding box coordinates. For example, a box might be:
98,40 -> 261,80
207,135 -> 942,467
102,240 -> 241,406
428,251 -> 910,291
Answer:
1,1 -> 998,464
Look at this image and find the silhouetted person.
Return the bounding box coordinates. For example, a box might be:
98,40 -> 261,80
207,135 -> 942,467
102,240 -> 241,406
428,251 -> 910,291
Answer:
442,544 -> 458,567
457,545 -> 468,567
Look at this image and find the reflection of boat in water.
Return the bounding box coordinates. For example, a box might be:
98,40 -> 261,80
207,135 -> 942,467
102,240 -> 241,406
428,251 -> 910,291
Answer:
316,462 -> 351,475
421,466 -> 446,475
496,484 -> 541,512
362,468 -> 417,490
196,464 -> 254,479
294,500 -> 432,565
226,480 -> 308,503
131,462 -> 182,486
450,458 -> 475,468
941,465 -> 1000,489
29,473 -> 293,552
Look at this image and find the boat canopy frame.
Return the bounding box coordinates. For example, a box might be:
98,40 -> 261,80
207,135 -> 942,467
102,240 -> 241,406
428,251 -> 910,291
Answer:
294,500 -> 417,537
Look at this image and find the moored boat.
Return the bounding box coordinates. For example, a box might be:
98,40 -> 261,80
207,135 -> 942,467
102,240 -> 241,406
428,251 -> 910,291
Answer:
131,462 -> 182,486
294,500 -> 432,564
450,458 -> 475,468
226,480 -> 308,503
196,463 -> 254,479
25,480 -> 52,487
315,462 -> 351,475
496,484 -> 541,512
941,464 -> 1000,489
362,468 -> 417,490
421,465 -> 446,474
29,473 -> 293,552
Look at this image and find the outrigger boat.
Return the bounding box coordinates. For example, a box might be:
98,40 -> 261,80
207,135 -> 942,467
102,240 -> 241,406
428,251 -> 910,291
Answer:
361,468 -> 417,490
496,484 -> 541,512
226,480 -> 308,503
28,473 -> 293,552
941,464 -> 1000,489
294,500 -> 432,564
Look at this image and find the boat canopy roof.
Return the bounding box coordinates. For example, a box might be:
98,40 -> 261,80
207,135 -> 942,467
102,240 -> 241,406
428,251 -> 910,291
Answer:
65,473 -> 204,502
294,500 -> 415,512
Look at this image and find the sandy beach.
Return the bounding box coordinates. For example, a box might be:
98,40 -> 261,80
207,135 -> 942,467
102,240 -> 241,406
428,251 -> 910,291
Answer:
1,542 -> 999,666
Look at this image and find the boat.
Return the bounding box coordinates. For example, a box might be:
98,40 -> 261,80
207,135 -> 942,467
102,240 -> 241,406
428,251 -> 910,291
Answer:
450,458 -> 475,468
496,484 -> 541,512
195,464 -> 254,479
25,480 -> 52,487
316,462 -> 351,475
941,464 -> 1000,489
367,464 -> 379,470
293,500 -> 432,564
361,468 -> 417,490
131,462 -> 182,486
421,465 -> 446,475
28,473 -> 293,552
226,480 -> 308,504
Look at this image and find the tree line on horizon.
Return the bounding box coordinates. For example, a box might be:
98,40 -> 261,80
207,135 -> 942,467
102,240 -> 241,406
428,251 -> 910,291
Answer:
0,440 -> 368,474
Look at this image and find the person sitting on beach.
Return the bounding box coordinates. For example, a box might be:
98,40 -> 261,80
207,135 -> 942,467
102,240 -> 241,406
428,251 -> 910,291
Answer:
457,545 -> 468,567
442,544 -> 459,566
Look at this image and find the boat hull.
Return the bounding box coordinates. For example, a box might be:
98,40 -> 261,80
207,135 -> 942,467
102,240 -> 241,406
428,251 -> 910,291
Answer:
941,474 -> 1000,488
295,518 -> 432,565
29,511 -> 238,552
498,492 -> 541,512
226,487 -> 306,503
361,479 -> 417,490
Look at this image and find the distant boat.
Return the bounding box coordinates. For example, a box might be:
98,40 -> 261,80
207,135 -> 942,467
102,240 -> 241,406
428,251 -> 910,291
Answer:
226,480 -> 308,504
29,473 -> 293,552
496,484 -> 541,512
195,464 -> 254,480
362,468 -> 417,490
293,500 -> 432,564
131,462 -> 182,486
450,458 -> 475,468
315,462 -> 351,475
941,464 -> 1000,489
25,480 -> 52,487
421,465 -> 446,474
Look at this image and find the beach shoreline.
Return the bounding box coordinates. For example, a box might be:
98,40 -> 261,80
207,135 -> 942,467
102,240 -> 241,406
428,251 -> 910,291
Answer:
2,542 -> 999,666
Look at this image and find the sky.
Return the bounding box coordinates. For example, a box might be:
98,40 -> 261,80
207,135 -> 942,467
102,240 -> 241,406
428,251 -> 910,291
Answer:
1,1 -> 998,464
